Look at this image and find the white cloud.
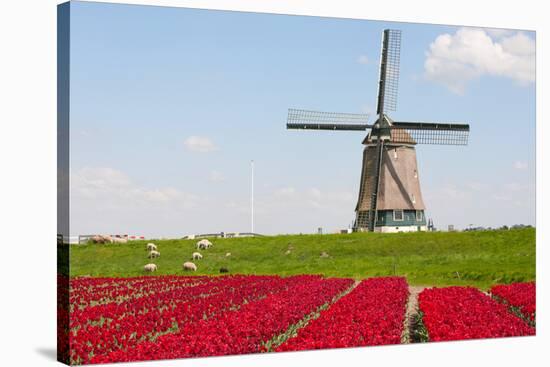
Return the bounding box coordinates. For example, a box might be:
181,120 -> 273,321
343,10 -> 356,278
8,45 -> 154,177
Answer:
275,186 -> 296,197
357,55 -> 369,65
209,170 -> 225,182
183,136 -> 218,153
71,167 -> 197,206
269,186 -> 353,211
491,183 -> 528,203
484,28 -> 514,39
70,167 -> 208,237
306,187 -> 322,199
502,182 -> 526,192
465,181 -> 489,191
424,179 -> 534,230
513,160 -> 528,170
424,28 -> 535,94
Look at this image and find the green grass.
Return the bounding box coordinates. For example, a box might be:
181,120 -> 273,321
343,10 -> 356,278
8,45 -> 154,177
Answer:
69,228 -> 535,289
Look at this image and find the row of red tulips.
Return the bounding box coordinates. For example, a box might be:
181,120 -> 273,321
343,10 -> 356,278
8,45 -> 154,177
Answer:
70,275 -> 209,310
419,286 -> 535,342
70,275 -> 299,364
490,282 -> 536,323
71,275 -> 239,328
277,277 -> 409,351
90,276 -> 354,363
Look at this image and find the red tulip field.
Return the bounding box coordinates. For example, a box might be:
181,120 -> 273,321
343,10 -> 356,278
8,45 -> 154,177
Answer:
490,282 -> 536,324
418,285 -> 535,342
65,275 -> 536,365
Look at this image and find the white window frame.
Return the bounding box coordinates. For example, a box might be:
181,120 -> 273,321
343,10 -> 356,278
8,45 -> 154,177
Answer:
393,209 -> 404,221
416,210 -> 423,221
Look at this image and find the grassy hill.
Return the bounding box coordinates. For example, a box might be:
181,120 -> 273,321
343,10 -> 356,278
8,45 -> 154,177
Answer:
69,228 -> 535,289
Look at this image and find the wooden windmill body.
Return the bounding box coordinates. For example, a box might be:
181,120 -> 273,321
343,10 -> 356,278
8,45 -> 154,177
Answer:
286,30 -> 469,232
355,116 -> 427,232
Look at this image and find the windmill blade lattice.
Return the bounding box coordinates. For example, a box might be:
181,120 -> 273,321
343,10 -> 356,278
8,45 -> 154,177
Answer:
287,108 -> 371,131
391,121 -> 470,145
376,29 -> 401,114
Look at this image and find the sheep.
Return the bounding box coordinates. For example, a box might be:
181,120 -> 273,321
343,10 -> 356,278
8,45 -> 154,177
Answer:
192,252 -> 203,260
225,252 -> 231,257
196,239 -> 212,250
285,249 -> 292,255
90,235 -> 105,244
320,251 -> 330,258
146,243 -> 157,251
90,235 -> 115,244
148,250 -> 160,259
143,263 -> 157,272
112,237 -> 127,244
219,267 -> 229,273
183,262 -> 197,271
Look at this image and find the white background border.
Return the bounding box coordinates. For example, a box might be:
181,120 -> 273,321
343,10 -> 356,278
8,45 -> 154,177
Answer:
0,0 -> 546,366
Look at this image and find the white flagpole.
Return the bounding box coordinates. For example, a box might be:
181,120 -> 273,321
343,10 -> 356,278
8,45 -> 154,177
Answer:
251,160 -> 254,233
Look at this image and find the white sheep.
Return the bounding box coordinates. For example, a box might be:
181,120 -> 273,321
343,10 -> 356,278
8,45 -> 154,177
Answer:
90,235 -> 105,244
113,237 -> 127,244
143,263 -> 157,272
146,243 -> 157,251
192,252 -> 203,260
196,239 -> 212,250
183,261 -> 197,271
148,250 -> 160,259
225,252 -> 231,257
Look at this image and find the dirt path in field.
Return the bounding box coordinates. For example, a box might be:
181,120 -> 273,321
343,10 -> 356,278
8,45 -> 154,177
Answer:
402,285 -> 426,343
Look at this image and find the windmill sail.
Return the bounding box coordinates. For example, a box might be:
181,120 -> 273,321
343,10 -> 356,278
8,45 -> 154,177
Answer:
368,29 -> 402,232
376,29 -> 401,115
286,108 -> 371,131
390,121 -> 470,145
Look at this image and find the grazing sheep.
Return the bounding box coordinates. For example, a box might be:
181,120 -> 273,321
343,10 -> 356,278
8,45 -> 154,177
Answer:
112,237 -> 127,244
192,252 -> 203,260
320,251 -> 330,258
90,235 -> 105,244
196,239 -> 212,250
146,243 -> 157,251
90,235 -> 116,244
219,267 -> 229,273
148,250 -> 160,259
183,262 -> 197,271
143,263 -> 157,272
225,252 -> 231,257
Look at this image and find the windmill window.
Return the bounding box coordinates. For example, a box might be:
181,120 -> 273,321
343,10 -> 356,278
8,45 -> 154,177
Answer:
416,210 -> 423,221
394,149 -> 398,159
393,210 -> 404,221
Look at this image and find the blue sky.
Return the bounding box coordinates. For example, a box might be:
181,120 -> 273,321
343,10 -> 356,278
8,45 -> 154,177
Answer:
68,1 -> 536,237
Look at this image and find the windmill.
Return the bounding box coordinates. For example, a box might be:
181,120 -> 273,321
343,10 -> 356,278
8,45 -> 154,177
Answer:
286,29 -> 470,233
